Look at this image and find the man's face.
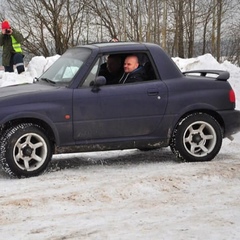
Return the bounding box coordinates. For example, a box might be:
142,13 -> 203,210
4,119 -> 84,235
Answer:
124,56 -> 139,73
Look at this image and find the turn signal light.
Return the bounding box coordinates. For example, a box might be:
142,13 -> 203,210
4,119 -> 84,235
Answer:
65,114 -> 71,120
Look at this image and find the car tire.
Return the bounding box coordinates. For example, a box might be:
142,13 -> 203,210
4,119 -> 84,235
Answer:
0,123 -> 53,178
170,113 -> 223,162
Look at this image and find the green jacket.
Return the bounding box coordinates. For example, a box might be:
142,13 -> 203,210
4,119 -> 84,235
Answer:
0,28 -> 24,66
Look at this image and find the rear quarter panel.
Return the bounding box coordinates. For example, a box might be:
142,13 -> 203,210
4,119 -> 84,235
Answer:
163,75 -> 234,126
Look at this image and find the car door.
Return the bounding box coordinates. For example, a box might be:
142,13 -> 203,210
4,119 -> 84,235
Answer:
73,80 -> 168,141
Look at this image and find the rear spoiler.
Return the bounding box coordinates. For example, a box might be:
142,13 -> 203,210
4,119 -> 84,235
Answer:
183,70 -> 230,81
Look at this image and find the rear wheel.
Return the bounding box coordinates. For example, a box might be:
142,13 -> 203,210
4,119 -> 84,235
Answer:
0,123 -> 53,178
170,113 -> 223,162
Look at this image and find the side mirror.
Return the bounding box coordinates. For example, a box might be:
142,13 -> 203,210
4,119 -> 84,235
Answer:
91,76 -> 106,92
95,76 -> 107,86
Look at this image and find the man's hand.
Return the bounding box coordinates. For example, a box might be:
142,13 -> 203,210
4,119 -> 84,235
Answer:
2,28 -> 12,35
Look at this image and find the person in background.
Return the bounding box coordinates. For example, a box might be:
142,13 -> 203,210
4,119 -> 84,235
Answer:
109,36 -> 119,42
99,54 -> 124,85
0,20 -> 25,74
119,55 -> 147,84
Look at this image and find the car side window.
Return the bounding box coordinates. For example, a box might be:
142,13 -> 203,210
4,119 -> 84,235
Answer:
82,59 -> 100,88
136,53 -> 156,81
143,61 -> 156,80
81,53 -> 157,88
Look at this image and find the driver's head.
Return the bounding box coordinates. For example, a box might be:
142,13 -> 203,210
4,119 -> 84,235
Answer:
124,55 -> 139,73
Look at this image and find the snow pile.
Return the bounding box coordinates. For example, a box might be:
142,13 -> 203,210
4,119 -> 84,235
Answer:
0,55 -> 60,87
173,53 -> 224,71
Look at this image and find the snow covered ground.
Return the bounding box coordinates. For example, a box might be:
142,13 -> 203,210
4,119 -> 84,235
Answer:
0,54 -> 240,240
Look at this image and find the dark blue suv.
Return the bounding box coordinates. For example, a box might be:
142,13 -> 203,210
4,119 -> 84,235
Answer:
0,42 -> 239,178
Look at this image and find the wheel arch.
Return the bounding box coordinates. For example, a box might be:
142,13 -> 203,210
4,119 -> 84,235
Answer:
172,109 -> 225,136
1,117 -> 57,149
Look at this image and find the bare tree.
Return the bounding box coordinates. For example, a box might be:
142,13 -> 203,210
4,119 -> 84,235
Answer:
223,1 -> 240,66
170,0 -> 185,57
216,0 -> 222,61
1,0 -> 239,64
197,2 -> 213,55
162,0 -> 167,49
6,0 -> 87,56
184,0 -> 196,57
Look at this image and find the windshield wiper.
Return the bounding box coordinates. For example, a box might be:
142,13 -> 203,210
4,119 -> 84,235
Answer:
40,78 -> 56,84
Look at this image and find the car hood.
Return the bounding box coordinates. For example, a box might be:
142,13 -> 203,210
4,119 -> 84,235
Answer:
0,82 -> 55,98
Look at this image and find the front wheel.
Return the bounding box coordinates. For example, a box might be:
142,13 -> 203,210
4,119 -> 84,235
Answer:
170,113 -> 223,162
0,123 -> 53,178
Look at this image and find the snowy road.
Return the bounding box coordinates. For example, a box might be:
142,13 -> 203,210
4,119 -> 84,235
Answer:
1,135 -> 240,240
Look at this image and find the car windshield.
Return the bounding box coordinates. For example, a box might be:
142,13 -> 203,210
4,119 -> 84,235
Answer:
38,48 -> 92,85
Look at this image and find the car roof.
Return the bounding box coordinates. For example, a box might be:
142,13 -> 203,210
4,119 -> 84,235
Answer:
73,41 -> 158,53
